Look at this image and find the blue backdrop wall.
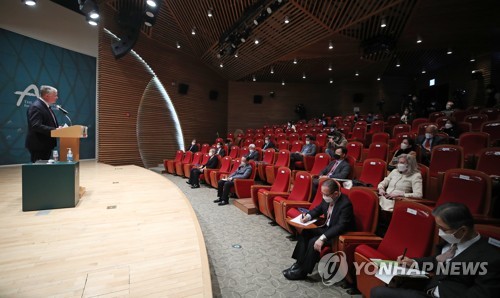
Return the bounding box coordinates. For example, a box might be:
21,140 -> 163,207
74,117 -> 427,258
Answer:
0,28 -> 96,165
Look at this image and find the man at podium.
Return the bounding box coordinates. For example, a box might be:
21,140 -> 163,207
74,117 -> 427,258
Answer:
25,85 -> 60,162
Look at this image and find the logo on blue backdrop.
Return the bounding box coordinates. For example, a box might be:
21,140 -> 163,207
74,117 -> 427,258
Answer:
15,84 -> 39,107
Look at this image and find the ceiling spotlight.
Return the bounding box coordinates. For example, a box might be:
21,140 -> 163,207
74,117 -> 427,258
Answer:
252,75 -> 256,82
328,64 -> 332,71
472,70 -> 477,74
219,62 -> 224,68
355,71 -> 359,77
234,50 -> 239,58
281,80 -> 285,86
421,69 -> 426,74
86,15 -> 98,26
23,0 -> 37,6
146,0 -> 157,7
447,48 -> 453,55
377,77 -> 381,81
293,58 -> 298,64
302,73 -> 306,79
207,8 -> 213,17
329,78 -> 333,84
191,27 -> 196,35
328,41 -> 334,50
381,18 -> 387,28
416,35 -> 422,43
270,66 -> 274,74
176,41 -> 181,49
284,16 -> 290,24
396,60 -> 401,67
470,57 -> 475,62
254,38 -> 260,45
89,11 -> 99,19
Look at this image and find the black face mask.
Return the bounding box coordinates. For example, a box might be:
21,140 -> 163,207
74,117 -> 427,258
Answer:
333,154 -> 341,160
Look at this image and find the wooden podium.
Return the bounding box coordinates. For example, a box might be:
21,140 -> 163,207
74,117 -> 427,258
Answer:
51,125 -> 88,161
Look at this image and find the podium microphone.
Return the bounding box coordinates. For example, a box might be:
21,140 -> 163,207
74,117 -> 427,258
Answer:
56,105 -> 69,114
56,105 -> 72,126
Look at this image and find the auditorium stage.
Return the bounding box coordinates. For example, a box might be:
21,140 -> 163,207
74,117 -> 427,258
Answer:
0,161 -> 212,297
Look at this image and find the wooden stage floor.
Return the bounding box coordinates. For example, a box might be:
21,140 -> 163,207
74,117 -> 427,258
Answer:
0,161 -> 212,297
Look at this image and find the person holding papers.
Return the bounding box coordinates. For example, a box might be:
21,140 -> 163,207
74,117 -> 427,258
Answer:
283,179 -> 355,280
371,203 -> 500,298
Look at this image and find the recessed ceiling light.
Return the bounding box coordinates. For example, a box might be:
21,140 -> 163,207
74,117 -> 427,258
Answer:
381,18 -> 387,28
207,8 -> 213,17
281,80 -> 285,86
328,64 -> 332,71
219,62 -> 223,68
328,41 -> 334,50
329,78 -> 333,84
176,41 -> 180,49
23,0 -> 37,6
284,16 -> 290,24
447,48 -> 453,55
293,58 -> 297,64
416,35 -> 422,43
302,73 -> 306,79
254,38 -> 260,44
270,66 -> 274,74
355,71 -> 359,76
146,0 -> 157,8
191,27 -> 196,35
377,77 -> 381,81
252,75 -> 256,81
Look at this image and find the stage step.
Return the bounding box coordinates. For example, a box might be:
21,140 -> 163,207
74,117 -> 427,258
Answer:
233,198 -> 257,215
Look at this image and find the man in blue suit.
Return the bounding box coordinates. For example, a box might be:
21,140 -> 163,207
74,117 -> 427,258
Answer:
214,157 -> 252,206
25,85 -> 60,162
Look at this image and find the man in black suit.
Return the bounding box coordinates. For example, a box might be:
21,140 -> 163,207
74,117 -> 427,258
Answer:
262,136 -> 276,151
245,144 -> 259,161
214,157 -> 252,206
415,125 -> 444,165
25,85 -> 60,162
187,139 -> 199,153
371,202 -> 500,297
311,146 -> 351,196
215,142 -> 226,157
283,179 -> 356,280
187,148 -> 219,188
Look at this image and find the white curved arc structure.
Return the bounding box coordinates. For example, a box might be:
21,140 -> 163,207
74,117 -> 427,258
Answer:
104,29 -> 185,153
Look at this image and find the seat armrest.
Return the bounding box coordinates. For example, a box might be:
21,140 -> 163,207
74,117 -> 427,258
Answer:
397,197 -> 436,206
338,234 -> 383,249
281,201 -> 312,208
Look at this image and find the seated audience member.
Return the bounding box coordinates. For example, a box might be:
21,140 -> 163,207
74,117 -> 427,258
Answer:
400,108 -> 410,124
225,139 -> 233,155
214,157 -> 252,206
416,124 -> 444,165
378,154 -> 423,211
325,131 -> 348,158
262,136 -> 276,151
439,119 -> 461,141
283,179 -> 355,280
245,144 -> 259,161
442,100 -> 456,117
187,139 -> 199,153
215,142 -> 226,157
290,135 -> 317,169
366,113 -> 374,124
287,121 -> 296,132
187,148 -> 218,188
371,202 -> 500,298
312,147 -> 351,195
388,138 -> 416,170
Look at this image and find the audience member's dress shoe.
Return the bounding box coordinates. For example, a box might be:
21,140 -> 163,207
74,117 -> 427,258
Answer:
282,263 -> 299,274
283,267 -> 307,280
186,181 -> 192,185
213,199 -> 222,203
218,201 -> 228,206
286,234 -> 297,241
191,184 -> 200,189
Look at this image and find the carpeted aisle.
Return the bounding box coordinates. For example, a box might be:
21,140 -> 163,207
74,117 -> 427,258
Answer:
159,171 -> 360,297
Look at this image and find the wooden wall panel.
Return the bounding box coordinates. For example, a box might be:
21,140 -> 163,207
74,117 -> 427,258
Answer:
227,80 -> 380,133
98,28 -> 227,167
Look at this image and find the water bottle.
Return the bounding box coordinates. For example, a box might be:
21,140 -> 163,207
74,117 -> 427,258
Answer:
52,149 -> 59,162
67,148 -> 73,162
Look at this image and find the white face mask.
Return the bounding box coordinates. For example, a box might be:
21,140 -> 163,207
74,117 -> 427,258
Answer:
305,141 -> 310,145
425,133 -> 433,139
249,149 -> 254,153
438,228 -> 462,244
217,145 -> 221,148
240,162 -> 246,166
446,105 -> 452,110
397,163 -> 408,172
445,123 -> 452,129
265,140 -> 269,144
209,152 -> 214,157
323,195 -> 334,203
400,143 -> 408,150
192,142 -> 196,145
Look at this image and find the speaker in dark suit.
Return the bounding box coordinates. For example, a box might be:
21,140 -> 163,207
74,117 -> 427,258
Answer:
25,86 -> 60,162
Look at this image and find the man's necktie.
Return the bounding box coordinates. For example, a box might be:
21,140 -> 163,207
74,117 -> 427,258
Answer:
326,204 -> 334,227
48,107 -> 58,127
327,161 -> 339,177
435,243 -> 457,263
424,138 -> 431,150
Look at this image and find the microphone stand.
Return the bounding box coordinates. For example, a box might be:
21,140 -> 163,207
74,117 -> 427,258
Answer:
64,114 -> 73,126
